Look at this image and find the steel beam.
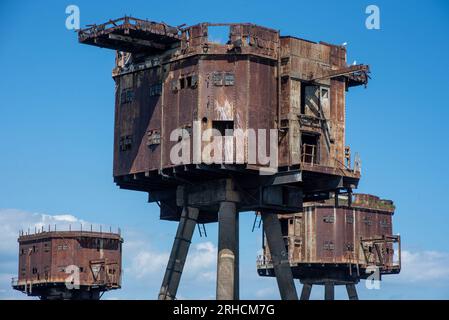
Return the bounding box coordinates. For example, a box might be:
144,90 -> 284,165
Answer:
346,284 -> 358,300
261,213 -> 298,300
324,282 -> 335,300
300,283 -> 312,300
158,206 -> 199,300
216,201 -> 239,300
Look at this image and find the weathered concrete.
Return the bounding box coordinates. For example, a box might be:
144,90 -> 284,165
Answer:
216,201 -> 239,300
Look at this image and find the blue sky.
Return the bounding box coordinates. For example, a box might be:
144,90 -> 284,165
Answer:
0,0 -> 449,299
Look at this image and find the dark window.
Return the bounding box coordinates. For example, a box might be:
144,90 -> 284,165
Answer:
212,120 -> 234,136
212,72 -> 224,86
323,241 -> 335,251
191,75 -> 198,88
119,135 -> 133,151
224,73 -> 235,86
175,75 -> 198,91
186,76 -> 192,88
120,89 -> 134,104
149,83 -> 162,96
346,214 -> 354,224
147,129 -> 161,146
212,72 -> 235,86
171,79 -> 179,92
301,133 -> 319,164
380,219 -> 389,228
363,216 -> 372,226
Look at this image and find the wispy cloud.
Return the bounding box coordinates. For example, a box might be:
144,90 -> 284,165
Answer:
394,250 -> 449,284
0,208 -> 91,255
129,250 -> 169,279
127,241 -> 217,282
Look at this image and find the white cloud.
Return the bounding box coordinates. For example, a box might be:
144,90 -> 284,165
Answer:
394,250 -> 449,283
130,250 -> 169,279
255,287 -> 277,298
0,209 -> 90,255
184,242 -> 217,278
127,241 -> 217,282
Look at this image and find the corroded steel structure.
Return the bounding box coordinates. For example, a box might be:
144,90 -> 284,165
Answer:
78,17 -> 369,220
12,230 -> 123,300
78,16 -> 375,300
257,194 -> 401,299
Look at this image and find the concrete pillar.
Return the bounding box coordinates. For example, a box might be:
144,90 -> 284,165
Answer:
300,283 -> 312,300
346,284 -> 358,300
216,201 -> 238,300
261,213 -> 298,300
324,282 -> 335,300
158,206 -> 199,300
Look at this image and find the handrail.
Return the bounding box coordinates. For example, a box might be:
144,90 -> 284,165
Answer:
79,16 -> 180,38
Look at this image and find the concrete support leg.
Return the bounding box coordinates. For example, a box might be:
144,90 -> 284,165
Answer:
216,201 -> 239,300
300,283 -> 312,300
324,282 -> 335,300
261,213 -> 298,300
346,284 -> 358,300
158,206 -> 199,300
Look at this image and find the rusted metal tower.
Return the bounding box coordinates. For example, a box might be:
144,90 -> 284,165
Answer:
257,194 -> 401,300
12,229 -> 123,300
78,16 -> 370,300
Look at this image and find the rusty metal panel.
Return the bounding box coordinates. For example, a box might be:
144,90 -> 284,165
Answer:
16,231 -> 123,294
248,57 -> 277,166
113,67 -> 164,176
260,194 -> 398,279
161,58 -> 198,168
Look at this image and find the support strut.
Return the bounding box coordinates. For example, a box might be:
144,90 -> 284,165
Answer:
216,201 -> 239,300
158,206 -> 199,300
300,283 -> 312,300
261,213 -> 298,300
346,284 -> 359,300
324,282 -> 335,300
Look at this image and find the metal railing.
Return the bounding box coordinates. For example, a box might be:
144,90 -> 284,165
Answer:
11,277 -> 18,287
19,225 -> 122,237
